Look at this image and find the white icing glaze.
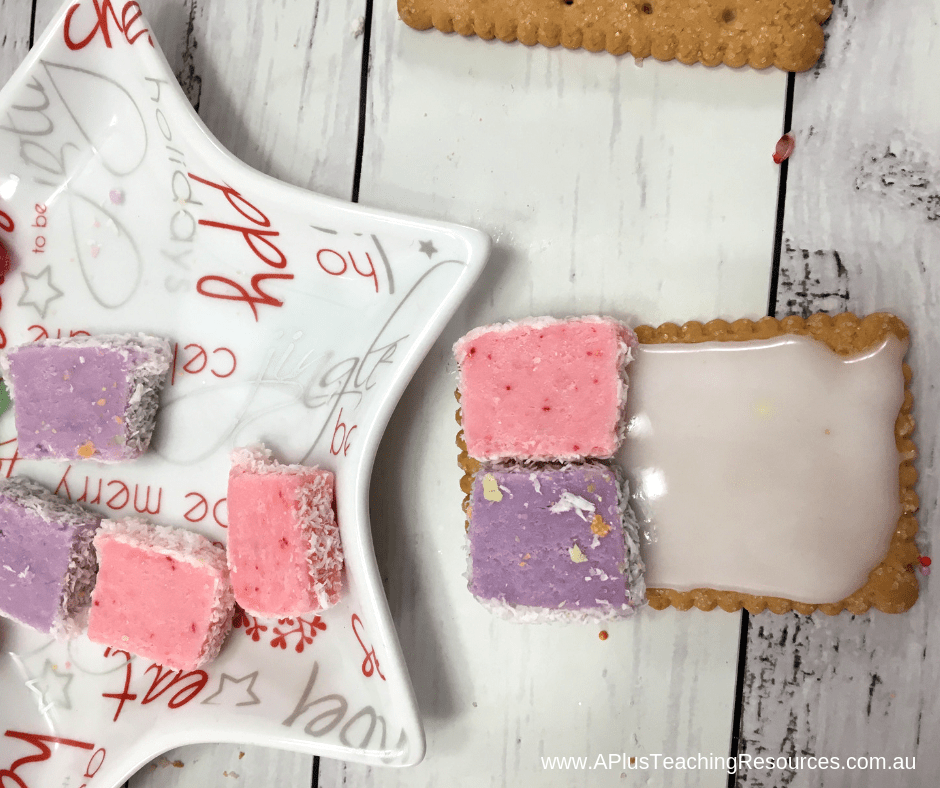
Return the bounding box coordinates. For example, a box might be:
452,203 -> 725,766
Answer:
622,334 -> 907,604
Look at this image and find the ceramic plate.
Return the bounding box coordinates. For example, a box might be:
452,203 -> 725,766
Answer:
0,2 -> 489,786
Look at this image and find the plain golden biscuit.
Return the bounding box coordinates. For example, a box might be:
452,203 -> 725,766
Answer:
457,312 -> 919,616
399,0 -> 833,72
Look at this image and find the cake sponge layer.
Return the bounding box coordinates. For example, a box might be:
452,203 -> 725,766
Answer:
0,476 -> 101,638
88,518 -> 235,670
454,316 -> 636,461
227,444 -> 343,617
0,333 -> 171,462
468,462 -> 645,622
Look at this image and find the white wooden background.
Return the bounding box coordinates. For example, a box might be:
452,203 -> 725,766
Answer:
1,0 -> 937,786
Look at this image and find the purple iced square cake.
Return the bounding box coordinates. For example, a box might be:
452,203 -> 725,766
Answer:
0,476 -> 101,638
467,462 -> 645,621
0,333 -> 171,462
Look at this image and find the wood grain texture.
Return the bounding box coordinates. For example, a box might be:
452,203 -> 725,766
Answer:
323,2 -> 787,786
0,0 -> 32,85
128,744 -> 314,788
736,1 -> 940,785
34,0 -> 366,200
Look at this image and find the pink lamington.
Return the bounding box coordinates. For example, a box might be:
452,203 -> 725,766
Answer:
454,316 -> 637,461
87,519 -> 235,670
227,445 -> 343,617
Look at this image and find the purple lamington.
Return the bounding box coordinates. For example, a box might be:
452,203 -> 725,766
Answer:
0,334 -> 171,462
467,462 -> 645,622
0,476 -> 102,638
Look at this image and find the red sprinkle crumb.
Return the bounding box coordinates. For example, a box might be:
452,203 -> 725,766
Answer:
920,556 -> 931,567
773,133 -> 795,164
598,630 -> 609,641
468,347 -> 476,355
542,406 -> 551,411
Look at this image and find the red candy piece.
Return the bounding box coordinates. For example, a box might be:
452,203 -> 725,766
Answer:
773,133 -> 796,164
0,238 -> 11,278
920,556 -> 931,567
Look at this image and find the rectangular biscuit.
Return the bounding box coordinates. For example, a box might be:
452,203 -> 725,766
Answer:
458,312 -> 919,616
399,0 -> 832,72
629,312 -> 918,616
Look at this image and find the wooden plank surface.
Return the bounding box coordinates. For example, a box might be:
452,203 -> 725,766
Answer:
6,0 -> 934,786
0,0 -> 32,84
736,1 -> 939,786
34,0 -> 365,198
321,3 -> 787,786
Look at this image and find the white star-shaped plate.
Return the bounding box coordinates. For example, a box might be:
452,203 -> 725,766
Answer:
0,2 -> 488,786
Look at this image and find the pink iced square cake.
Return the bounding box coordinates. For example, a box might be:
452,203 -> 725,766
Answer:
227,445 -> 343,617
87,519 -> 235,670
454,316 -> 636,461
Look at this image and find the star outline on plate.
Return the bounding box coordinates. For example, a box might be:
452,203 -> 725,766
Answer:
199,671 -> 261,707
18,266 -> 64,318
24,658 -> 74,713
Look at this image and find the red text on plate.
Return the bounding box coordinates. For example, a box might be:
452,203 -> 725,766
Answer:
0,206 -> 12,348
183,492 -> 228,527
64,1 -> 153,50
189,173 -> 292,321
54,465 -> 163,516
101,647 -> 208,722
330,408 -> 357,457
316,247 -> 379,293
0,730 -> 104,788
168,341 -> 237,385
0,438 -> 21,479
28,325 -> 91,342
352,613 -> 386,681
